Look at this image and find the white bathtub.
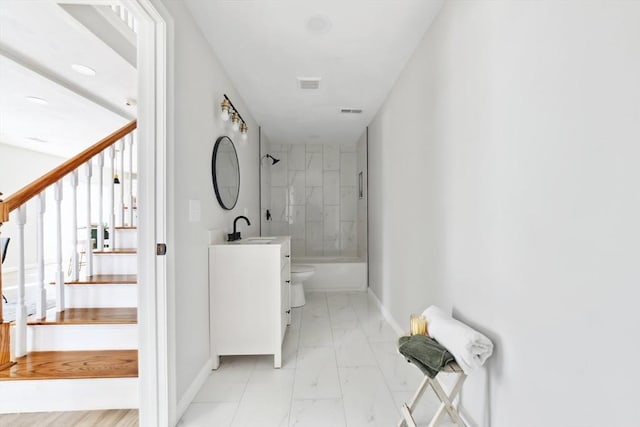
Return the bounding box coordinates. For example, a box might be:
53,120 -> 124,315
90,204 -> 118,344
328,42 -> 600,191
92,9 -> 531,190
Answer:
292,257 -> 367,292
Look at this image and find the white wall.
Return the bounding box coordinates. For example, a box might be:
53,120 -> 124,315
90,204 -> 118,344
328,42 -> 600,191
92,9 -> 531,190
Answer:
355,131 -> 367,261
368,1 -> 640,426
158,0 -> 261,416
260,131 -> 272,236
0,143 -> 66,269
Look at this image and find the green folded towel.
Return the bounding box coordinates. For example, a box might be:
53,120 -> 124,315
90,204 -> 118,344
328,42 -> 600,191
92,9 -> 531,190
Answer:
398,335 -> 455,378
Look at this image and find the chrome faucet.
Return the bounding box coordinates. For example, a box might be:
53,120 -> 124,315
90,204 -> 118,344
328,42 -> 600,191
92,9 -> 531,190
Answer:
228,215 -> 251,241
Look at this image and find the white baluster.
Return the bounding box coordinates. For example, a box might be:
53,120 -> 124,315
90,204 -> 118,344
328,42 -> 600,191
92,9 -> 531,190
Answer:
119,139 -> 125,226
85,160 -> 93,278
36,192 -> 46,319
55,181 -> 65,312
127,10 -> 134,30
14,205 -> 27,358
128,133 -> 134,227
97,152 -> 105,250
70,170 -> 79,281
109,146 -> 117,250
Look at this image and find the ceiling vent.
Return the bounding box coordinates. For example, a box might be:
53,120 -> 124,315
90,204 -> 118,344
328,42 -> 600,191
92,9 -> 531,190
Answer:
297,77 -> 321,90
340,108 -> 363,114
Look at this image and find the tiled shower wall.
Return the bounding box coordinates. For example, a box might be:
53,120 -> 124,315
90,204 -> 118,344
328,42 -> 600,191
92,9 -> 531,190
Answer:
267,143 -> 358,258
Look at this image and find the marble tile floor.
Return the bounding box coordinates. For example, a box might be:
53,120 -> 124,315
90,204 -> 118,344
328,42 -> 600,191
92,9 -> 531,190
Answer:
178,291 -> 459,427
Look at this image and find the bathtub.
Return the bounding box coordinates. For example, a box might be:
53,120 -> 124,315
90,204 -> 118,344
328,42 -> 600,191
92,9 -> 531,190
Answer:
292,257 -> 367,292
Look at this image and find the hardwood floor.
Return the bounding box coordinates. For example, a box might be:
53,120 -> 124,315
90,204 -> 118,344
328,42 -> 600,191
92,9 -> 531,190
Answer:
0,350 -> 138,381
62,274 -> 137,285
27,307 -> 137,325
0,409 -> 138,427
93,248 -> 137,254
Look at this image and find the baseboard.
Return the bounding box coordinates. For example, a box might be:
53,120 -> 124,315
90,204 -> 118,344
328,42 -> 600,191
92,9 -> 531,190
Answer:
175,358 -> 213,422
367,288 -> 404,336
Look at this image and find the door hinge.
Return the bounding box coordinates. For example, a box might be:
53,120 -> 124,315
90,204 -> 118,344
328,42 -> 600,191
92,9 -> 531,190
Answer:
156,243 -> 167,256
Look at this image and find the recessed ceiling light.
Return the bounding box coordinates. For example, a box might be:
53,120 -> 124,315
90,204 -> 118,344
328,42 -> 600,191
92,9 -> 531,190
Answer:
307,14 -> 332,35
27,137 -> 49,143
71,63 -> 97,76
25,96 -> 48,105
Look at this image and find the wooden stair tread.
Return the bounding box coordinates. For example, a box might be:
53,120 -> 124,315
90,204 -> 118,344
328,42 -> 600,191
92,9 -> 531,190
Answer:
60,274 -> 137,285
27,308 -> 137,325
93,248 -> 137,254
0,350 -> 138,381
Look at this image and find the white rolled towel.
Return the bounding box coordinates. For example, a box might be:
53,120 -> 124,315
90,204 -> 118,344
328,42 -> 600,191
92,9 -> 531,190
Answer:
422,305 -> 493,375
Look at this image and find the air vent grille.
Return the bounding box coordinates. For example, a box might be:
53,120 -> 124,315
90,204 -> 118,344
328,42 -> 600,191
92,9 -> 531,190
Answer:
297,77 -> 321,90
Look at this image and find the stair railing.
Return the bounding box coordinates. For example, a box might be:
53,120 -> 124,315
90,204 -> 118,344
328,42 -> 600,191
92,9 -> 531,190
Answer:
0,120 -> 137,367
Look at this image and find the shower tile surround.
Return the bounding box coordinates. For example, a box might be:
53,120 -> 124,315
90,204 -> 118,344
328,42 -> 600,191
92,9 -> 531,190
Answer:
267,143 -> 359,258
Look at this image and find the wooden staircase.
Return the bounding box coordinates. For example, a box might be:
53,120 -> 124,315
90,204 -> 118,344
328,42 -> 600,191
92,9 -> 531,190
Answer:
0,122 -> 140,413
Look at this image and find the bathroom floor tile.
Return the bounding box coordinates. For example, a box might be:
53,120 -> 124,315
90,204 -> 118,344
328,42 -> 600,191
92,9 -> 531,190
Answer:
329,304 -> 360,329
192,375 -> 247,403
178,402 -> 238,427
183,291 -> 417,427
299,316 -> 333,347
339,366 -> 400,427
370,340 -> 423,392
294,346 -> 342,399
289,399 -> 347,427
333,328 -> 377,367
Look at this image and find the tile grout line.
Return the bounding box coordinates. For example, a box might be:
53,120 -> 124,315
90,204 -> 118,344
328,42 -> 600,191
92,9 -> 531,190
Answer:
287,303 -> 305,426
227,357 -> 259,427
326,292 -> 350,427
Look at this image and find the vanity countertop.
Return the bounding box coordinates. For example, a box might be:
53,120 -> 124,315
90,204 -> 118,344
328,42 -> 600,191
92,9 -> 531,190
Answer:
211,235 -> 290,246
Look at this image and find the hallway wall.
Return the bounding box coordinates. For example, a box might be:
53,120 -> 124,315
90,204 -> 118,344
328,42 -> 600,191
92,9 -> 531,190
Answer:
158,0 -> 261,420
367,1 -> 640,425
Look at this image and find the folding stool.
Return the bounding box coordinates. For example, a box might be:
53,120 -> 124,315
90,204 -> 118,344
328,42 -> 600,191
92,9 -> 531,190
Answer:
398,361 -> 467,427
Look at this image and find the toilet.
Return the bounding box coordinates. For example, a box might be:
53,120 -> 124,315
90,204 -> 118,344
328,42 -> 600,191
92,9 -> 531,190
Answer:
290,264 -> 315,307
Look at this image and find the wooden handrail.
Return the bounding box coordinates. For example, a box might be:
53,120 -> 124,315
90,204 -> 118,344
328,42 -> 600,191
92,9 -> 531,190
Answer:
0,120 -> 137,223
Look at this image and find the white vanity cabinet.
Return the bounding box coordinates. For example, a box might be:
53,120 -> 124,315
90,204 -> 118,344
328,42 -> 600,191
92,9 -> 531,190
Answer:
209,236 -> 291,368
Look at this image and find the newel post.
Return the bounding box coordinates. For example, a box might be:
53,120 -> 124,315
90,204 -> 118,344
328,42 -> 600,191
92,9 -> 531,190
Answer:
0,194 -> 15,370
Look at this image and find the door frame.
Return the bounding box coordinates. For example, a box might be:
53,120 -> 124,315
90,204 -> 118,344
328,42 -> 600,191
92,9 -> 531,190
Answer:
124,0 -> 174,425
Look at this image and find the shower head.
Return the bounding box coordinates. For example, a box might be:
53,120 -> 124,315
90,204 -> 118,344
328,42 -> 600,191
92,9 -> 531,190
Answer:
262,154 -> 280,165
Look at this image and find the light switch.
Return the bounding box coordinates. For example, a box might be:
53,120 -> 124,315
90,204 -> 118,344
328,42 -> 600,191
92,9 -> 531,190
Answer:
189,199 -> 201,222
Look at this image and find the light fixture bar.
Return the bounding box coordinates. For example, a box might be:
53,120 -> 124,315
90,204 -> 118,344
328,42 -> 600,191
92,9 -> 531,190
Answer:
223,94 -> 247,127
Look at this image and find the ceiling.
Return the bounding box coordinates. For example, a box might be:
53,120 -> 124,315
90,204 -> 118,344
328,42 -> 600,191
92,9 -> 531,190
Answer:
185,0 -> 444,145
0,2 -> 136,158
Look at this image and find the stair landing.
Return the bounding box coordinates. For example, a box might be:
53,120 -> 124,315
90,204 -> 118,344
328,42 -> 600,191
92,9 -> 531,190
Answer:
0,350 -> 138,381
27,308 -> 137,325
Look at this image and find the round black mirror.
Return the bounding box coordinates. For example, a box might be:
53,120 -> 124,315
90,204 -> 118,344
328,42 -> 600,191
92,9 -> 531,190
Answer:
212,136 -> 240,210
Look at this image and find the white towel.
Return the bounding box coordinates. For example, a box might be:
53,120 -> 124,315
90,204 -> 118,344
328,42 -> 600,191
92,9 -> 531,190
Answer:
422,305 -> 493,375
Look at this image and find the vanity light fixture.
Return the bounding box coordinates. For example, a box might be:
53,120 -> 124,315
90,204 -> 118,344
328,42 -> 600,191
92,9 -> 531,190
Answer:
231,112 -> 240,131
220,98 -> 231,121
219,94 -> 249,137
